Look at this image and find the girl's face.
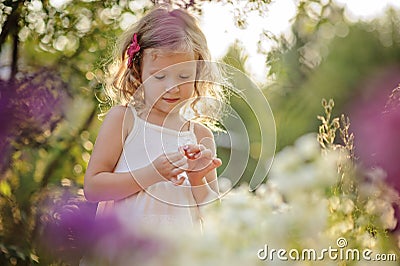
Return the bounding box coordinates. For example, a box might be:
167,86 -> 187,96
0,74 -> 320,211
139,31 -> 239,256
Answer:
140,51 -> 197,115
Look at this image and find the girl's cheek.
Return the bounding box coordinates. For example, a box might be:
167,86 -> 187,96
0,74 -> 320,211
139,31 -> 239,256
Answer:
181,83 -> 195,95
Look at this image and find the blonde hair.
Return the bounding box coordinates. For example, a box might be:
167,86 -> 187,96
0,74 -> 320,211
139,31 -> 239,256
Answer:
104,5 -> 228,128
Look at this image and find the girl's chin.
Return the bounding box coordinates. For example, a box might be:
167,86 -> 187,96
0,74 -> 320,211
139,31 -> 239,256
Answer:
145,100 -> 184,114
152,105 -> 181,115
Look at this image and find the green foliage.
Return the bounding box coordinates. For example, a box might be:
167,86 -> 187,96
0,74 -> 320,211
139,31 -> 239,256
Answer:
1,1 -> 150,264
317,98 -> 340,149
316,99 -> 399,256
218,45 -> 263,185
1,1 -> 275,264
2,0 -> 400,263
264,4 -> 400,151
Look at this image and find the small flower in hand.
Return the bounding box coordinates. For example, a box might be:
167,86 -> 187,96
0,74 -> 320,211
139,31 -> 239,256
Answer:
181,145 -> 222,185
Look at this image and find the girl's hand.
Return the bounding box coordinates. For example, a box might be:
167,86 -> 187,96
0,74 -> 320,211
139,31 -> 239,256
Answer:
151,151 -> 188,186
181,144 -> 222,185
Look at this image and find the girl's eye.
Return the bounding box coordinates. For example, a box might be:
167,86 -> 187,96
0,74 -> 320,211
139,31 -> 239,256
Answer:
179,74 -> 191,79
154,75 -> 165,80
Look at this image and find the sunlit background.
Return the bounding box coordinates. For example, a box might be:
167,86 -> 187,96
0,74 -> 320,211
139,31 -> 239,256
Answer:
1,0 -> 400,265
201,0 -> 400,83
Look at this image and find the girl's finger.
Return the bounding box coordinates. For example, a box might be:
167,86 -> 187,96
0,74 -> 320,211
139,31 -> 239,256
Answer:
172,161 -> 189,172
193,149 -> 213,159
182,144 -> 206,154
171,166 -> 185,176
202,158 -> 222,172
171,156 -> 188,168
165,151 -> 185,162
177,176 -> 186,185
212,158 -> 222,167
182,144 -> 207,159
172,176 -> 185,186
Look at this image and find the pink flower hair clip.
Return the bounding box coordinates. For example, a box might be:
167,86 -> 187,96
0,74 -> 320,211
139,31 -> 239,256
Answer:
127,33 -> 141,68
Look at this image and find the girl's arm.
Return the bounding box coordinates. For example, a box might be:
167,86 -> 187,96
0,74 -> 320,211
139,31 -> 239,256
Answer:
84,106 -> 187,202
188,123 -> 221,205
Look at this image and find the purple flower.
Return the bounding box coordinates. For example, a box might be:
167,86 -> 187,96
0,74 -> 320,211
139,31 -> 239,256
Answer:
38,189 -> 162,265
350,84 -> 400,192
0,69 -> 67,175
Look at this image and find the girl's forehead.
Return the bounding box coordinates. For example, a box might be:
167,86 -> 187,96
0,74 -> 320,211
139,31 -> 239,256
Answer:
143,49 -> 197,71
145,49 -> 195,60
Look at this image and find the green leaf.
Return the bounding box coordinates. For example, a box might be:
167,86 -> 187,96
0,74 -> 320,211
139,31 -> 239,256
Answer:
0,180 -> 11,197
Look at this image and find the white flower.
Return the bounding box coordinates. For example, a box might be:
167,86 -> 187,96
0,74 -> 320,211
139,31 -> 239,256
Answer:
328,196 -> 340,211
293,133 -> 320,160
340,198 -> 355,215
328,217 -> 354,235
365,199 -> 397,230
256,183 -> 285,210
365,167 -> 387,182
359,183 -> 382,199
270,145 -> 303,175
143,132 -> 400,266
357,232 -> 377,249
218,177 -> 233,194
380,206 -> 397,230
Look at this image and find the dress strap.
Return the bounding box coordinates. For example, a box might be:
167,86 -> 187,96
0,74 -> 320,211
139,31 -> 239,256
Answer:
124,103 -> 140,144
128,103 -> 138,119
188,119 -> 195,133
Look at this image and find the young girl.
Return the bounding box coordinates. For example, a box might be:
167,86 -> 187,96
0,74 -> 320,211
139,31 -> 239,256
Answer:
84,6 -> 227,231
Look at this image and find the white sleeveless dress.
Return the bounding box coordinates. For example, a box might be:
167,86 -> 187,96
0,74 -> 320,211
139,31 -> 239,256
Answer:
96,104 -> 202,230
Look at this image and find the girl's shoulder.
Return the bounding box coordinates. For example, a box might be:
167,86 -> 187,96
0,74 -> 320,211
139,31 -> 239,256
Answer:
103,105 -> 134,124
105,105 -> 128,117
191,121 -> 214,140
102,105 -> 135,139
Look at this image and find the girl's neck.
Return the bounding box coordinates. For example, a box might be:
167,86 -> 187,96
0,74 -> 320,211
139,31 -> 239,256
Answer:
141,108 -> 185,129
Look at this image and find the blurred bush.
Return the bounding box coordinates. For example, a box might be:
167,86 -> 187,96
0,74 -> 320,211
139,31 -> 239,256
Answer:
1,0 -> 400,264
262,2 -> 400,151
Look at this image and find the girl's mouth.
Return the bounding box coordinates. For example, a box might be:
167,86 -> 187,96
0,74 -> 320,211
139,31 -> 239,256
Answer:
162,98 -> 180,103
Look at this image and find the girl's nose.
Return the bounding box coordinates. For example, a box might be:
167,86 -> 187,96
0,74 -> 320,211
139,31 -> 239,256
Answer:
165,84 -> 180,94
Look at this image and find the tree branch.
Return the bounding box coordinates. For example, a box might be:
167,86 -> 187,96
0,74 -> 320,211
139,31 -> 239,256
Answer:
40,104 -> 98,188
0,1 -> 20,55
10,25 -> 19,81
